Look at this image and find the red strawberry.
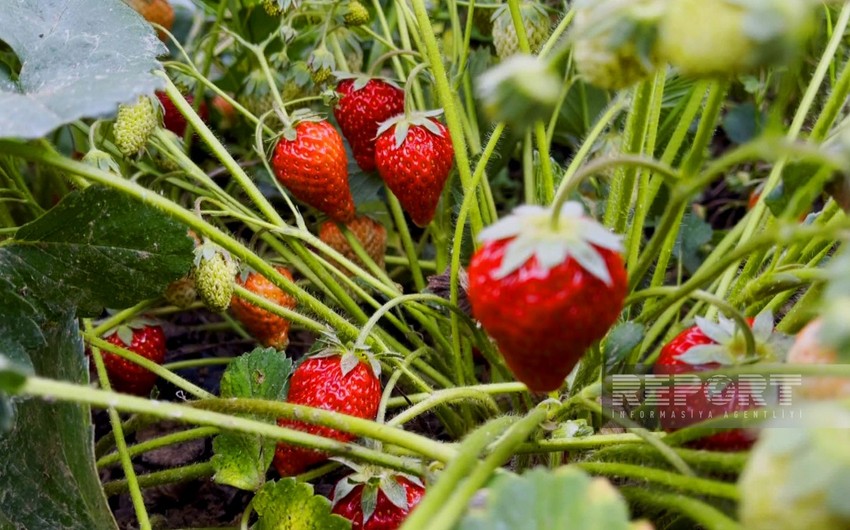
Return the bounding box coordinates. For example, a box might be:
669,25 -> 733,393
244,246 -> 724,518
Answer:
374,111 -> 454,227
653,312 -> 788,451
155,91 -> 209,137
467,203 -> 627,392
331,466 -> 425,530
334,77 -> 405,172
271,118 -> 356,222
319,215 -> 387,273
273,337 -> 382,476
230,266 -> 296,349
100,318 -> 166,395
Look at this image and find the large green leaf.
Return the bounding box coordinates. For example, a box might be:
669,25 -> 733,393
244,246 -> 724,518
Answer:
6,185 -> 194,316
0,0 -> 166,139
253,478 -> 351,530
0,310 -> 118,530
457,467 -> 632,530
213,347 -> 293,491
0,185 -> 194,529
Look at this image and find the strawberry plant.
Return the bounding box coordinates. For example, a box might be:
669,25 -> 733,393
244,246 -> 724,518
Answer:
5,0 -> 850,529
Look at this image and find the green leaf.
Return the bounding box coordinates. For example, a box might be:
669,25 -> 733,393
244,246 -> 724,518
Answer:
721,102 -> 763,145
213,348 -> 293,491
0,185 -> 194,528
602,322 -> 644,368
457,467 -> 631,530
0,353 -> 30,394
219,347 -> 292,401
253,478 -> 352,530
6,186 -> 194,316
672,212 -> 712,274
0,0 -> 166,139
0,309 -> 117,529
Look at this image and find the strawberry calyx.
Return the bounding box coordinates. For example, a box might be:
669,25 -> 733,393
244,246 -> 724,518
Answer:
104,316 -> 160,347
331,459 -> 424,524
334,73 -> 402,92
477,202 -> 623,284
374,109 -> 445,148
277,108 -> 326,142
676,311 -> 791,366
193,239 -> 235,268
312,329 -> 382,379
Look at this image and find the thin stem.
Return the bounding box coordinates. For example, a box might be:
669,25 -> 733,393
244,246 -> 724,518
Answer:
97,426 -> 219,468
103,462 -> 215,496
577,462 -> 739,500
620,488 -> 744,530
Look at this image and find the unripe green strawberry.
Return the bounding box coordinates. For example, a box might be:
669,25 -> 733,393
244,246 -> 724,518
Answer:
344,0 -> 370,26
739,404 -> 850,529
262,0 -> 283,15
491,2 -> 550,60
193,241 -> 238,313
571,0 -> 665,90
164,276 -> 197,308
659,0 -> 816,78
114,95 -> 158,156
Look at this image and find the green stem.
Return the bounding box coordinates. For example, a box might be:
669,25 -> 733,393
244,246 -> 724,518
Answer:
103,462 -> 215,496
385,382 -> 529,408
87,321 -> 151,530
712,4 -> 850,307
408,0 -> 483,234
620,487 -> 744,530
399,416 -> 519,530
193,398 -> 456,463
410,407 -> 548,530
156,74 -> 287,228
387,388 -> 501,427
19,377 -> 429,474
577,462 -> 739,500
85,334 -> 214,399
97,426 -> 219,468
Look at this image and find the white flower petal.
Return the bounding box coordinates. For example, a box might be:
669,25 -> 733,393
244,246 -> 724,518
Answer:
535,240 -> 569,271
695,316 -> 732,344
569,239 -> 612,285
677,344 -> 735,365
579,220 -> 624,251
495,236 -> 537,278
753,310 -> 774,340
478,217 -> 524,242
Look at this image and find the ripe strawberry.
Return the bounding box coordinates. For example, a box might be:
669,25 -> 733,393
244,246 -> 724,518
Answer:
331,465 -> 425,530
163,276 -> 197,308
319,215 -> 387,273
344,0 -> 371,26
271,117 -> 356,222
230,266 -> 297,349
787,318 -> 850,400
273,337 -> 382,476
100,318 -> 166,395
467,202 -> 627,392
659,0 -> 815,78
374,112 -> 454,227
571,0 -> 664,90
193,241 -> 238,313
114,95 -> 158,156
334,77 -> 405,173
124,0 -> 174,40
490,2 -> 550,60
155,91 -> 209,137
653,312 -> 789,450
